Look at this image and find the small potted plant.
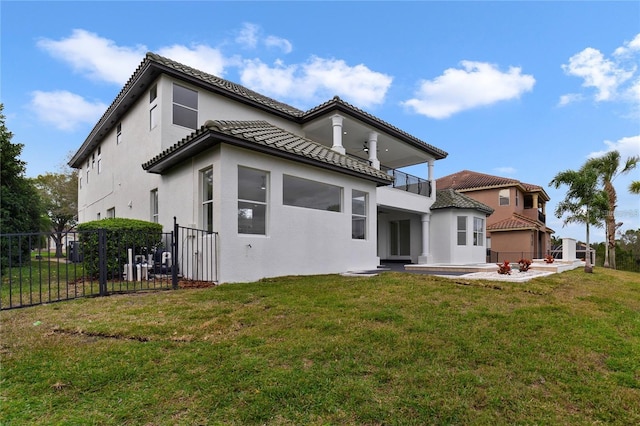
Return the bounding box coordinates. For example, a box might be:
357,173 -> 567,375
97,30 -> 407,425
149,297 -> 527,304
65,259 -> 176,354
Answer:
497,260 -> 511,275
518,258 -> 532,272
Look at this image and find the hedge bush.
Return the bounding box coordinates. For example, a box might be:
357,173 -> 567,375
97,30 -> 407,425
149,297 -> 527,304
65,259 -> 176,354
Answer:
77,218 -> 164,279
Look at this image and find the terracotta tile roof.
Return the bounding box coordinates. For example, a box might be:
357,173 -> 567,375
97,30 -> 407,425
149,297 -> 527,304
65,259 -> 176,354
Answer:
143,120 -> 394,184
431,188 -> 494,215
436,170 -> 549,200
436,170 -> 520,190
487,213 -> 542,231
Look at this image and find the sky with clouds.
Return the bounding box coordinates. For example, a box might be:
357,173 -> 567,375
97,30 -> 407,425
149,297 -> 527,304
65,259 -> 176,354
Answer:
2,1 -> 639,242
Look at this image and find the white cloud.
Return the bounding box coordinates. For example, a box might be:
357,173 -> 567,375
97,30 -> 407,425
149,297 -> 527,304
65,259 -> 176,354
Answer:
240,59 -> 299,97
30,90 -> 107,131
493,167 -> 517,175
562,47 -> 634,102
265,35 -> 293,54
613,33 -> 640,57
37,29 -> 146,85
236,23 -> 259,49
557,93 -> 584,107
588,135 -> 640,159
401,61 -> 535,119
240,56 -> 393,108
236,23 -> 292,54
157,44 -> 227,77
561,33 -> 640,106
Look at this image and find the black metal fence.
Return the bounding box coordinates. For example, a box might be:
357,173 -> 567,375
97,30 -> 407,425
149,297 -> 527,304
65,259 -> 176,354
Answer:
0,221 -> 218,310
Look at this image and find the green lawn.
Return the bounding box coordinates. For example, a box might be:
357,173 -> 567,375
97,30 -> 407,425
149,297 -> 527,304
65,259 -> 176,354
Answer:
1,268 -> 639,425
0,256 -> 95,308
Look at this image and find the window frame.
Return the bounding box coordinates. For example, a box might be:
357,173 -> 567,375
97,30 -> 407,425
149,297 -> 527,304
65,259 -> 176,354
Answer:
150,189 -> 159,223
499,189 -> 510,206
150,105 -> 158,130
473,217 -> 484,246
351,190 -> 368,240
457,216 -> 467,246
172,83 -> 198,130
282,174 -> 343,212
116,123 -> 122,144
97,146 -> 102,174
149,84 -> 157,103
201,167 -> 214,232
237,166 -> 268,235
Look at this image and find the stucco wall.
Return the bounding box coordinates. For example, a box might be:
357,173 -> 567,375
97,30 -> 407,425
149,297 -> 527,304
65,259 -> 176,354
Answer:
160,144 -> 380,283
490,230 -> 533,257
77,74 -> 307,224
429,209 -> 488,264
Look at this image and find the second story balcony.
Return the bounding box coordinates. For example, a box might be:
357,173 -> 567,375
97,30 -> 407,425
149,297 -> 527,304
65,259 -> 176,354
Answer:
384,168 -> 432,197
346,153 -> 433,197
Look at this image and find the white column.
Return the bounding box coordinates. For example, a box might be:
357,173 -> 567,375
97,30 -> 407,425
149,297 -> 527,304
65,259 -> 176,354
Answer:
428,159 -> 435,199
331,115 -> 345,154
367,131 -> 380,169
418,213 -> 431,264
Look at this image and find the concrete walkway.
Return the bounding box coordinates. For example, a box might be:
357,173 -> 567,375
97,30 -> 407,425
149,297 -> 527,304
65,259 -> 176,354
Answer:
345,259 -> 585,282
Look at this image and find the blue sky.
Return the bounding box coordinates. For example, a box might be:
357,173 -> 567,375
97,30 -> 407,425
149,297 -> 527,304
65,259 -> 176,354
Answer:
2,1 -> 639,242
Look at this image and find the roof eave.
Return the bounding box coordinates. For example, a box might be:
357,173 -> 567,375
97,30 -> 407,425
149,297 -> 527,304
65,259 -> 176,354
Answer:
143,130 -> 393,186
303,100 -> 448,160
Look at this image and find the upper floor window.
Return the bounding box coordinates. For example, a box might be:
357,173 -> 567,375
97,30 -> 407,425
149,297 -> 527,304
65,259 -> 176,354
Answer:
499,189 -> 510,206
150,105 -> 158,130
173,84 -> 198,129
457,216 -> 467,246
107,207 -> 115,219
238,166 -> 268,235
149,85 -> 157,103
283,175 -> 342,212
352,190 -> 368,239
116,123 -> 122,144
97,146 -> 102,174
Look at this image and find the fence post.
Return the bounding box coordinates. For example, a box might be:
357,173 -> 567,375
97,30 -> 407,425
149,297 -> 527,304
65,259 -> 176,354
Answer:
172,217 -> 178,290
98,229 -> 108,296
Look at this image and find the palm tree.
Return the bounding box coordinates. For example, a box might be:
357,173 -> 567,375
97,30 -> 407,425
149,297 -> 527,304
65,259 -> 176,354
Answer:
550,166 -> 607,273
630,181 -> 640,194
585,151 -> 639,269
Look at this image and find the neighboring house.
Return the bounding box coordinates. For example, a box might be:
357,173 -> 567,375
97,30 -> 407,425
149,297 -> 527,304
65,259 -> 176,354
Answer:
429,189 -> 494,264
436,170 -> 554,259
70,52 -> 466,283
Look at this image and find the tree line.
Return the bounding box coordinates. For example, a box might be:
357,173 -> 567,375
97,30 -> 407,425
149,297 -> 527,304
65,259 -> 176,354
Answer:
1,104 -> 77,265
550,149 -> 639,272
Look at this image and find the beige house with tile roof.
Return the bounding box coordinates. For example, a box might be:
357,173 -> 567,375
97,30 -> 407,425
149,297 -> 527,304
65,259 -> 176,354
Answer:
70,52 -> 457,283
436,170 -> 554,260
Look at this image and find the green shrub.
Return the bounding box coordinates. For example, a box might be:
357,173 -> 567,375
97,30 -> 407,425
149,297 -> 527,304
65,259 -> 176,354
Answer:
77,218 -> 164,278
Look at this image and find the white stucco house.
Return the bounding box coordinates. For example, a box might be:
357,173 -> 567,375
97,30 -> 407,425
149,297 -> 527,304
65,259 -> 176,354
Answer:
69,52 -> 491,283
